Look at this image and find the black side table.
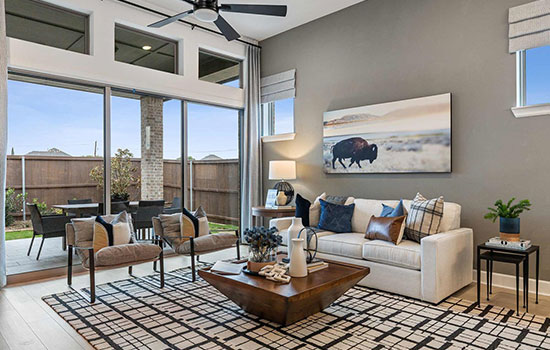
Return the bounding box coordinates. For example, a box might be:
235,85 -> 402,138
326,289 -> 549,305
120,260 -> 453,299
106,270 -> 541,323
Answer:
477,243 -> 540,315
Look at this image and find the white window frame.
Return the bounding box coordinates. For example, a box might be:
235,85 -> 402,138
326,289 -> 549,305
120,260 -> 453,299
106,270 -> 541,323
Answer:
512,49 -> 550,118
260,99 -> 296,143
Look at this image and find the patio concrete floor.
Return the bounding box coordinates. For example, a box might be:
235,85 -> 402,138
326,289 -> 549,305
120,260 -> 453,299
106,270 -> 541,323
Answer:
6,237 -> 79,275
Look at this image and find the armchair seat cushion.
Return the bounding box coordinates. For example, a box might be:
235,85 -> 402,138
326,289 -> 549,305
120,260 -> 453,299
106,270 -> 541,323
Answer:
176,233 -> 236,255
83,243 -> 161,268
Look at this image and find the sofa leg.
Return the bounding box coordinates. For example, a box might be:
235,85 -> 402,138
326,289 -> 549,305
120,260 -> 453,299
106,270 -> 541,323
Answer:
67,246 -> 73,286
89,252 -> 96,303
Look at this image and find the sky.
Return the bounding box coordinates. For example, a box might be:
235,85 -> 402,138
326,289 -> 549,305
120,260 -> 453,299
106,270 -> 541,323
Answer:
7,79 -> 239,160
526,45 -> 550,106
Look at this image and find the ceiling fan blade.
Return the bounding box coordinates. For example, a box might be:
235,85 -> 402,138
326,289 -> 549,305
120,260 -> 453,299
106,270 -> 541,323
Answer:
148,9 -> 194,28
214,15 -> 241,41
220,4 -> 287,17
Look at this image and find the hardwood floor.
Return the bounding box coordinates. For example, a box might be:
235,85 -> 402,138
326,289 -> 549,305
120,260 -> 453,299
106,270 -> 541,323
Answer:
0,251 -> 548,350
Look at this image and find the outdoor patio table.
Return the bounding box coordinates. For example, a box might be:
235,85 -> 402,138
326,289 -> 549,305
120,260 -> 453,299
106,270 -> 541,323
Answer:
52,201 -> 139,217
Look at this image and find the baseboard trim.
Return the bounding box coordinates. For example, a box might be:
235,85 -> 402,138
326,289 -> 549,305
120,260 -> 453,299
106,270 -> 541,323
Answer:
473,269 -> 550,296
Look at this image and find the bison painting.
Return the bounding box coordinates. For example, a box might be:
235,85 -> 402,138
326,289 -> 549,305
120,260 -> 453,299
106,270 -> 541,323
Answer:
332,137 -> 378,169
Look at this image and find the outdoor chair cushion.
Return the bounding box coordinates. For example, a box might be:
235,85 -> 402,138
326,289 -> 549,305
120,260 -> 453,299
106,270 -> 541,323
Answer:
83,243 -> 161,268
176,233 -> 236,255
72,213 -> 135,246
159,213 -> 183,246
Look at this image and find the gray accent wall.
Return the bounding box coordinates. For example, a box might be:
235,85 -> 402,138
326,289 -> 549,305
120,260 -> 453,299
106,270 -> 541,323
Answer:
260,0 -> 550,279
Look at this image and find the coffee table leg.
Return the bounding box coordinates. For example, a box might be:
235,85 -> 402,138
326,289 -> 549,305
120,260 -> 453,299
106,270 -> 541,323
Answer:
477,247 -> 481,307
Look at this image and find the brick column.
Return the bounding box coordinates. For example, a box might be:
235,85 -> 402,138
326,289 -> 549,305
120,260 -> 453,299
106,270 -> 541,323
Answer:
140,96 -> 163,200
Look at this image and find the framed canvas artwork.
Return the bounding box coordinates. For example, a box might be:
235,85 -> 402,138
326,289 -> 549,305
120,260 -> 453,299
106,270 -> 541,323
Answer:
323,93 -> 451,174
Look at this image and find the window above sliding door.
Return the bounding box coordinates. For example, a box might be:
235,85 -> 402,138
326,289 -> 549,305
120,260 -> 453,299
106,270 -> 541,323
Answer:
5,0 -> 89,54
115,25 -> 179,74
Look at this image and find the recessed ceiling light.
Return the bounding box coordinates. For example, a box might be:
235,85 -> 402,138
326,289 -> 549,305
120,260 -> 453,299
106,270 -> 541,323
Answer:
142,45 -> 152,51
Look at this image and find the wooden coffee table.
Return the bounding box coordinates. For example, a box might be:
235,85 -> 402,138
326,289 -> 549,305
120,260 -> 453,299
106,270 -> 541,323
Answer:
198,259 -> 370,325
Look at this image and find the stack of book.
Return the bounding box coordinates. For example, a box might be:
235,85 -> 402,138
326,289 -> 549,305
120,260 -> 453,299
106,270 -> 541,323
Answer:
307,260 -> 328,273
485,237 -> 532,250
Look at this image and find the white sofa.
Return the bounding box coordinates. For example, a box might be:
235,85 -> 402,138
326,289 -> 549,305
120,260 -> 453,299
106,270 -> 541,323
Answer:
270,198 -> 473,304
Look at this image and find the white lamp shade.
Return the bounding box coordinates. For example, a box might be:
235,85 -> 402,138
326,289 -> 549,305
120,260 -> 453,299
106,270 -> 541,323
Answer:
269,160 -> 296,180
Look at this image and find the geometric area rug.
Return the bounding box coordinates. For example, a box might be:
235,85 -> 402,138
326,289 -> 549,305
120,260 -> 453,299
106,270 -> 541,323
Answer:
43,269 -> 550,350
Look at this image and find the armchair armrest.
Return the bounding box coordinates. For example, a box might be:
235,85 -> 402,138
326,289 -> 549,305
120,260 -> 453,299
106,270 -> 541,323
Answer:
42,215 -> 71,233
421,228 -> 473,304
269,217 -> 294,232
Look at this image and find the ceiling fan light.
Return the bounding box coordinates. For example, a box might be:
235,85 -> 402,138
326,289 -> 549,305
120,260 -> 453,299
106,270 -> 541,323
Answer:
195,8 -> 219,22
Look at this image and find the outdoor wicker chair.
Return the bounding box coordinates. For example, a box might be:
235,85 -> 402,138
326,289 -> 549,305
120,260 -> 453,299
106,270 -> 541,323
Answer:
66,213 -> 165,303
27,203 -> 71,260
134,200 -> 165,240
163,197 -> 182,214
111,201 -> 130,214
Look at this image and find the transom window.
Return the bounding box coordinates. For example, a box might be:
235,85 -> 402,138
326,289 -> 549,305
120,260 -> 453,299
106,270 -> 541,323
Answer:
115,25 -> 178,74
199,49 -> 242,87
5,0 -> 89,54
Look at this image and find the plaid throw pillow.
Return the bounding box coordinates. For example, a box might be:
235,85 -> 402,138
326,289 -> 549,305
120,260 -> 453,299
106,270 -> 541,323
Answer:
404,193 -> 444,243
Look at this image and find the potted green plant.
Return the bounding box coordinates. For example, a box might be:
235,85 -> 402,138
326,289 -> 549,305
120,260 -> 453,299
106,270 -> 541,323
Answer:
243,226 -> 282,273
484,198 -> 531,241
90,148 -> 140,201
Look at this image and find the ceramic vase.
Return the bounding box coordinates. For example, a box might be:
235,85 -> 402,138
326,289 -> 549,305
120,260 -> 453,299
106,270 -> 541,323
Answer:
289,238 -> 308,277
276,191 -> 288,206
287,217 -> 304,257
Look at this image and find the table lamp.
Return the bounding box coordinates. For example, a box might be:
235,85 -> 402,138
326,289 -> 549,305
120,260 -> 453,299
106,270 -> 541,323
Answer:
268,160 -> 296,206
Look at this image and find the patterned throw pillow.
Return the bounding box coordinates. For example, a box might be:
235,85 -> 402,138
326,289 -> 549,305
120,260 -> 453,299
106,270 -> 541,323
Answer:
405,193 -> 444,243
193,206 -> 210,237
92,211 -> 132,253
318,199 -> 355,233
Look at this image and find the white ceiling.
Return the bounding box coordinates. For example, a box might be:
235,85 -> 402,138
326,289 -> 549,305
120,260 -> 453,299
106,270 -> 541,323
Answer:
141,0 -> 365,41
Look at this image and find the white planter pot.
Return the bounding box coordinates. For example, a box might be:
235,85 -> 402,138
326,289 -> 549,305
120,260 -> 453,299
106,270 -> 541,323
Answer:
289,238 -> 308,278
287,217 -> 304,257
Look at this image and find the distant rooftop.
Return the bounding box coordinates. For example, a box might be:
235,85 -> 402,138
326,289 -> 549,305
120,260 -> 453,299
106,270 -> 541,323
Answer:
201,154 -> 223,161
26,148 -> 71,157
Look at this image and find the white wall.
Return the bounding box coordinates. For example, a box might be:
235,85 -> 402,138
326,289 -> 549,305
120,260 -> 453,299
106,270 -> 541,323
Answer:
6,0 -> 249,109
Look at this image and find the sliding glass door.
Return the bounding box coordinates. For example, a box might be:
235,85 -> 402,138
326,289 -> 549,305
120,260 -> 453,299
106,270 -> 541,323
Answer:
187,103 -> 240,231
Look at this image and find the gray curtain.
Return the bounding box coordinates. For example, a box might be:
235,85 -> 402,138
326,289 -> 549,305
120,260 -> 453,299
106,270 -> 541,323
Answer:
240,45 -> 262,231
0,0 -> 8,288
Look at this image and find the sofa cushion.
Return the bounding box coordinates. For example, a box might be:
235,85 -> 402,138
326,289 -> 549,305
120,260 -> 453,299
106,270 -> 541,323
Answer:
381,199 -> 407,217
401,200 -> 461,232
295,194 -> 311,227
278,229 -> 334,249
176,233 -> 236,254
317,233 -> 369,259
404,193 -> 444,242
309,193 -> 327,227
365,215 -> 406,245
351,199 -> 400,233
362,240 -> 421,270
318,200 -> 355,233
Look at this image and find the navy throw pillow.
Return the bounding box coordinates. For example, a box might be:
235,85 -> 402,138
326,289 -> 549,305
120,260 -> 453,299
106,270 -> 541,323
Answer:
295,194 -> 311,227
318,199 -> 355,233
381,199 -> 405,217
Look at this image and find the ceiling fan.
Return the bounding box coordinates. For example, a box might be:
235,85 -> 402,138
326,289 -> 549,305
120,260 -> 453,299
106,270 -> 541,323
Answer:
148,0 -> 288,41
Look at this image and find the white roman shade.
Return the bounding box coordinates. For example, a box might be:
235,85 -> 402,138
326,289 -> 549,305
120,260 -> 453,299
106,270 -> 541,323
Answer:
509,0 -> 550,53
260,69 -> 295,104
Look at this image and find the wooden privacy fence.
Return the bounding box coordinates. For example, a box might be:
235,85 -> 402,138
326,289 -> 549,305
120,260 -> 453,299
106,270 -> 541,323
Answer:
6,156 -> 239,225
